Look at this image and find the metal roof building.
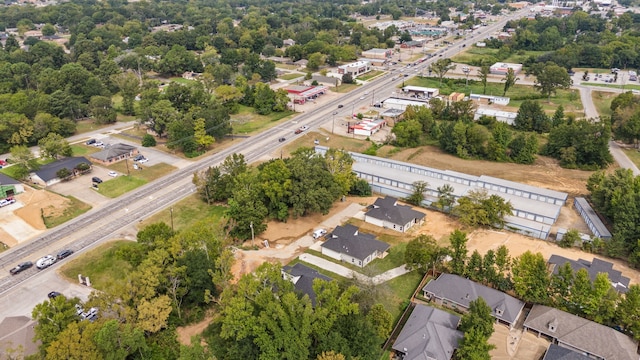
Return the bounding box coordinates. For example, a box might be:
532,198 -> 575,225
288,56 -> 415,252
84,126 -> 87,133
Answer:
573,197 -> 612,240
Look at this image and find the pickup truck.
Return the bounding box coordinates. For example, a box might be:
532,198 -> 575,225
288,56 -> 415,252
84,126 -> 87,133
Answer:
0,197 -> 16,207
294,125 -> 309,134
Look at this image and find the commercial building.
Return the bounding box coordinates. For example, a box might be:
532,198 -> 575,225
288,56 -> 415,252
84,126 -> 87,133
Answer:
286,85 -> 328,104
361,48 -> 393,60
474,108 -> 518,125
574,197 -> 612,240
490,62 -> 523,75
402,86 -> 439,98
337,60 -> 371,77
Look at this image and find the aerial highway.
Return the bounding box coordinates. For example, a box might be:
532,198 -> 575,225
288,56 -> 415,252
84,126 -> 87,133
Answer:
0,7 -> 532,297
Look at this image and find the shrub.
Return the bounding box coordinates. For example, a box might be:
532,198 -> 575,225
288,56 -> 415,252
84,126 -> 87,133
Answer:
142,134 -> 156,147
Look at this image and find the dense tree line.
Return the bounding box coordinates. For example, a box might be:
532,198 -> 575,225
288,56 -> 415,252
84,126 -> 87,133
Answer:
193,148 -> 360,241
610,92 -> 640,146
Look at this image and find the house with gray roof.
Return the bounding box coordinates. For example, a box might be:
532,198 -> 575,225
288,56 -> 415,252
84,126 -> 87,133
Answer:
422,273 -> 525,328
281,263 -> 332,306
90,143 -> 138,165
320,224 -> 390,268
392,304 -> 463,360
30,157 -> 92,187
364,196 -> 425,233
542,344 -> 591,360
524,305 -> 639,360
0,172 -> 24,198
547,255 -> 630,293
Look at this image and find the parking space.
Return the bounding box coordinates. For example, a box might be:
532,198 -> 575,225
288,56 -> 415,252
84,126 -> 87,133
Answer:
48,167 -> 113,207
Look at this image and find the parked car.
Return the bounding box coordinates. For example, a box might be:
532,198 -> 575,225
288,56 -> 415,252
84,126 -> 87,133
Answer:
137,158 -> 148,163
312,229 -> 327,239
278,137 -> 286,142
0,159 -> 7,166
36,255 -> 57,269
108,171 -> 118,177
57,249 -> 74,259
85,139 -> 96,145
133,154 -> 145,161
0,197 -> 16,207
48,291 -> 62,299
93,141 -> 104,147
9,261 -> 33,275
92,177 -> 103,184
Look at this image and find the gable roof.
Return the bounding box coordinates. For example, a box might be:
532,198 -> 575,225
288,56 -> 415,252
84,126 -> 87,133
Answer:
422,273 -> 525,326
0,172 -> 19,185
524,305 -> 639,360
281,263 -> 332,306
542,344 -> 592,360
90,143 -> 136,161
321,224 -> 390,261
366,196 -> 426,226
548,255 -> 630,293
33,157 -> 91,182
392,304 -> 463,360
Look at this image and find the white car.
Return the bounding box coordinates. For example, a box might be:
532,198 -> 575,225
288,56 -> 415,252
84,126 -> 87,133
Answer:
0,197 -> 16,207
36,255 -> 57,269
312,229 -> 327,239
93,141 -> 104,147
108,171 -> 118,177
138,158 -> 148,163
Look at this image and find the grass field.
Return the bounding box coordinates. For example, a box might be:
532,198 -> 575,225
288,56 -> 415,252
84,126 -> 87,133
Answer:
170,77 -> 197,85
231,105 -> 296,135
97,175 -> 147,198
43,196 -> 91,228
592,91 -> 617,118
582,82 -> 640,91
622,148 -> 640,168
60,241 -> 135,294
138,193 -> 227,232
279,73 -> 304,80
333,83 -> 360,93
358,70 -> 384,81
71,144 -> 101,157
378,271 -> 424,321
74,119 -> 110,135
451,47 -> 549,65
96,162 -> 176,197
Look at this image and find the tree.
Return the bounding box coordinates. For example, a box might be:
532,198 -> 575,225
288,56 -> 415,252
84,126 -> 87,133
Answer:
317,351 -> 345,360
405,234 -> 447,274
434,184 -> 455,213
193,118 -> 215,151
558,229 -> 581,248
56,168 -> 72,180
513,100 -> 550,133
616,285 -> 640,340
453,189 -> 513,228
533,62 -> 572,102
455,327 -> 495,360
392,119 -> 422,147
32,295 -> 82,351
142,134 -> 157,147
147,100 -> 179,138
9,145 -> 37,179
449,230 -> 469,275
112,72 -> 140,115
429,58 -> 455,85
46,321 -> 102,360
38,133 -> 72,159
89,96 -> 117,124
478,64 -> 490,94
94,320 -> 147,360
511,251 -> 550,304
41,23 -> 56,37
323,148 -> 356,196
342,73 -> 354,84
501,68 -> 519,96
407,180 -> 428,206
253,82 -> 276,115
136,295 -> 173,333
366,304 -> 393,340
459,298 -> 495,339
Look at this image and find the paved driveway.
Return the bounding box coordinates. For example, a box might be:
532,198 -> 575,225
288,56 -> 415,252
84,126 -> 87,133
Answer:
48,167 -> 113,208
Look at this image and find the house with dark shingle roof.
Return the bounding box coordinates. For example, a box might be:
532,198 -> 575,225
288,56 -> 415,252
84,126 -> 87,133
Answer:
524,305 -> 639,360
364,196 -> 426,233
422,273 -> 525,329
0,172 -> 24,197
30,157 -> 92,187
281,263 -> 332,306
392,304 -> 463,360
320,224 -> 390,268
542,344 -> 591,360
547,255 -> 630,293
90,143 -> 138,165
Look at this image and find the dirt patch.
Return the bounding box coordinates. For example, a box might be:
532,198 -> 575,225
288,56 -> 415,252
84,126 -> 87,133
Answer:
14,187 -> 70,230
176,315 -> 214,346
0,228 -> 17,247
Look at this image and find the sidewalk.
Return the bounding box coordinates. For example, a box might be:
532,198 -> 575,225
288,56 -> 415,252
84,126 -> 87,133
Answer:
298,253 -> 410,285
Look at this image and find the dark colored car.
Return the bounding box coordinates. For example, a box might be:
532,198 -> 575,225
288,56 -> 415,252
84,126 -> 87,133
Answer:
48,291 -> 62,299
92,177 -> 103,184
57,249 -> 74,259
133,154 -> 145,162
337,104 -> 343,108
278,137 -> 286,142
86,139 -> 96,145
9,261 -> 33,275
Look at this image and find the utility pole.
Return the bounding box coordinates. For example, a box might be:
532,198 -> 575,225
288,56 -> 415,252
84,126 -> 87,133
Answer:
332,111 -> 338,134
250,222 -> 255,247
170,207 -> 174,232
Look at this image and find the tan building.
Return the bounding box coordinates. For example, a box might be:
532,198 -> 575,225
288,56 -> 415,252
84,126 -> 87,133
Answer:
90,143 -> 138,165
361,48 -> 393,60
449,92 -> 465,102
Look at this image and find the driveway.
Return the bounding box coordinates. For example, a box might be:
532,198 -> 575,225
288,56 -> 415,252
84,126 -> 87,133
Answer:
48,168 -> 112,208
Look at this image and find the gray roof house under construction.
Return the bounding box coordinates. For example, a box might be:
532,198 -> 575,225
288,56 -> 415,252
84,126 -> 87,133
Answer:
364,196 -> 425,233
422,273 -> 525,328
524,305 -> 639,360
392,304 -> 463,360
314,146 -> 568,240
547,255 -> 630,293
320,224 -> 389,268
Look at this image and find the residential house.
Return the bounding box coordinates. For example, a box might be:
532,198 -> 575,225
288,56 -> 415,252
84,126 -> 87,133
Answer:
30,157 -> 92,187
547,255 -> 630,293
320,224 -> 390,268
422,273 -> 525,328
392,304 -> 463,360
542,344 -> 591,360
364,196 -> 425,232
90,143 -> 138,166
283,38 -> 296,47
281,263 -> 332,306
524,305 -> 639,360
0,173 -> 24,198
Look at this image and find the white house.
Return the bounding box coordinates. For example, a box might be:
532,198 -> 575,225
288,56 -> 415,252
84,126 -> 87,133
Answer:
320,224 -> 390,268
364,196 -> 426,232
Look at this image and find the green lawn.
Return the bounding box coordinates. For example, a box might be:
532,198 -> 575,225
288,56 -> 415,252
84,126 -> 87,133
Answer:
451,48 -> 549,65
60,241 -> 135,294
582,82 -> 640,91
74,119 -> 110,135
138,193 -> 227,232
333,83 -> 360,93
279,73 -> 304,80
622,148 -> 640,169
592,91 -> 617,118
96,162 -> 176,198
358,70 -> 384,81
170,76 -> 197,85
378,271 -> 424,321
0,165 -> 22,179
43,196 -> 92,228
71,144 -> 101,157
96,175 -> 147,198
231,105 -> 296,135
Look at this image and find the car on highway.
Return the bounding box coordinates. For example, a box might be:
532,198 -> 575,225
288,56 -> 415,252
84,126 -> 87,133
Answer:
278,137 -> 286,142
0,197 -> 16,207
57,249 -> 74,259
294,125 -> 309,134
92,177 -> 103,184
108,171 -> 118,177
36,255 -> 57,269
9,261 -> 33,275
48,291 -> 62,299
337,104 -> 343,108
359,96 -> 365,100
